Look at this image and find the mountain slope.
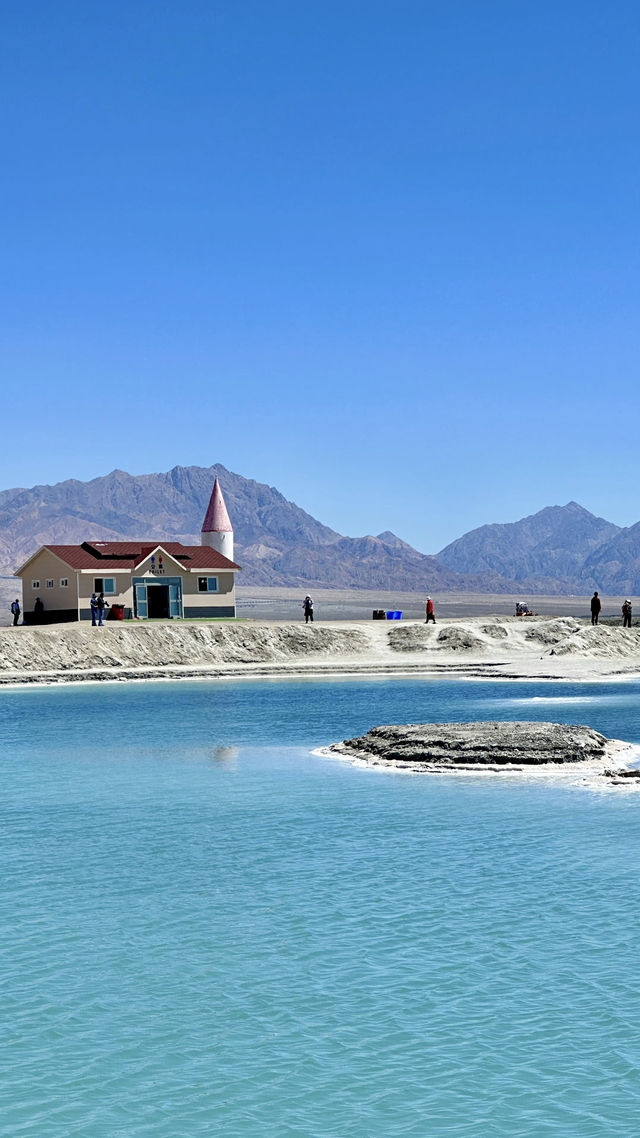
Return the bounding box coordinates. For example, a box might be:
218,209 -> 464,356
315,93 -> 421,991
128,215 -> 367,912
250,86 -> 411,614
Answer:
581,523 -> 640,594
0,463 -> 495,592
1,467 -> 635,594
0,464 -> 339,575
438,502 -> 621,589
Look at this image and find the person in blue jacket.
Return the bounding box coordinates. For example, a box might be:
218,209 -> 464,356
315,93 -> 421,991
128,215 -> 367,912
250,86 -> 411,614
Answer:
97,592 -> 109,626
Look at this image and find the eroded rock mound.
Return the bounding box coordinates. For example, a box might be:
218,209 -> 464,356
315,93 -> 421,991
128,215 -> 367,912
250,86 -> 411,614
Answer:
549,626 -> 640,658
436,627 -> 484,652
331,721 -> 610,769
387,625 -> 438,652
481,624 -> 508,639
0,622 -> 371,679
524,618 -> 580,645
388,624 -> 487,654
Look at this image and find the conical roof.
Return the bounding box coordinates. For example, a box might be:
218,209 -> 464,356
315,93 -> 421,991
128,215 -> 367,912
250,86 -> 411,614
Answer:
201,477 -> 233,533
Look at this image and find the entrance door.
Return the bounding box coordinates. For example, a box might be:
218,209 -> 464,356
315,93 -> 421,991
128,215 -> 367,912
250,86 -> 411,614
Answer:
147,584 -> 170,619
169,582 -> 182,618
134,583 -> 148,618
134,577 -> 182,619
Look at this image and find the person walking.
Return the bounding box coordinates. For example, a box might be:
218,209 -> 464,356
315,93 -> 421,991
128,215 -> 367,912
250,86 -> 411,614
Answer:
97,592 -> 109,626
425,596 -> 436,624
10,598 -> 20,626
590,591 -> 602,625
622,599 -> 633,628
303,595 -> 314,623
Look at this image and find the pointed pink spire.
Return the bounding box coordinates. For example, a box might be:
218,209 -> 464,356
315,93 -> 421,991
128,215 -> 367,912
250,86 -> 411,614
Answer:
202,477 -> 233,533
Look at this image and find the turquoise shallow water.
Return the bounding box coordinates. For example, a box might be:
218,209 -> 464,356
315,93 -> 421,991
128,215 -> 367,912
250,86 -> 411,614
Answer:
2,677 -> 640,1137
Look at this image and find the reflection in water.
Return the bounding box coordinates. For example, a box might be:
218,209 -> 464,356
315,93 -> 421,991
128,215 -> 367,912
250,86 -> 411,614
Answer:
209,745 -> 238,763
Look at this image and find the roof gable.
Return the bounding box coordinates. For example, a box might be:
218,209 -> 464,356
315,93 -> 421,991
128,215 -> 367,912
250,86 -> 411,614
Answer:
134,545 -> 189,573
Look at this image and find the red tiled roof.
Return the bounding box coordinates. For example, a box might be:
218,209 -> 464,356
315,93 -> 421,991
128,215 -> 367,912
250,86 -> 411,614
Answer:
45,545 -> 138,569
82,542 -> 147,556
171,546 -> 241,570
39,543 -> 240,572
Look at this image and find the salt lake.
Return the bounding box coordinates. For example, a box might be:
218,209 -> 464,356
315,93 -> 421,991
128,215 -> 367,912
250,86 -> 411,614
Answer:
2,676 -> 640,1136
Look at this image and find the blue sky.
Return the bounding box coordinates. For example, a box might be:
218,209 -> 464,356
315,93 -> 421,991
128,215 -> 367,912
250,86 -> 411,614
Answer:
2,2 -> 639,552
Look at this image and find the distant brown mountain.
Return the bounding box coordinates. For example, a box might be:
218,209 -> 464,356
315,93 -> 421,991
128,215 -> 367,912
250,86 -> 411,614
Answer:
437,501 -> 629,593
1,466 -> 635,594
0,463 -> 500,592
580,522 -> 640,594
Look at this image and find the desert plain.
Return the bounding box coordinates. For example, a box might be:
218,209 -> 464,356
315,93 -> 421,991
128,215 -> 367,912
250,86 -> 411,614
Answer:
235,586 -> 638,623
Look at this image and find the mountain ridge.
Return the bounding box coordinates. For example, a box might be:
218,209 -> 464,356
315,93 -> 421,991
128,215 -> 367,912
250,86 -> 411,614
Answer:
1,465 -> 638,594
0,463 -> 499,593
437,501 -> 623,590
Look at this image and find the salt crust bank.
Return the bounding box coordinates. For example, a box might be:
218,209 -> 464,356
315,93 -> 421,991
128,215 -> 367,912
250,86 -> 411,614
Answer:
14,477 -> 241,624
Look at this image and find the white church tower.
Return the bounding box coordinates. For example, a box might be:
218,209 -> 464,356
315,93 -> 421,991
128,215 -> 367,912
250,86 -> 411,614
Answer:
201,476 -> 234,561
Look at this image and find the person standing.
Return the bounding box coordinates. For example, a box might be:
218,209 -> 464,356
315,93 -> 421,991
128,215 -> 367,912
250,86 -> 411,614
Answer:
90,593 -> 99,626
97,592 -> 109,626
10,598 -> 20,626
34,597 -> 44,622
303,595 -> 314,623
425,596 -> 436,624
590,591 -> 602,625
622,599 -> 632,628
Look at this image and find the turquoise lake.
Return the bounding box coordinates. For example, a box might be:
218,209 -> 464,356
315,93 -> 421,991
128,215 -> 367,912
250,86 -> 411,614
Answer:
2,676 -> 640,1137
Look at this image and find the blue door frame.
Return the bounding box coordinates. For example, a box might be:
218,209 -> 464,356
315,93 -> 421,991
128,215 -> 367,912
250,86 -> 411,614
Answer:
133,576 -> 183,619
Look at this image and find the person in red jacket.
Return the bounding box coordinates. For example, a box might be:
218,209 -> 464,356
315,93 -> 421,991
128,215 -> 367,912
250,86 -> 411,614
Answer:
590,591 -> 601,625
425,596 -> 436,624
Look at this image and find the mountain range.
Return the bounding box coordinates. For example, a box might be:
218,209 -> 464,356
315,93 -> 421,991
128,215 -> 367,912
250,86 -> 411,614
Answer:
0,464 -> 638,595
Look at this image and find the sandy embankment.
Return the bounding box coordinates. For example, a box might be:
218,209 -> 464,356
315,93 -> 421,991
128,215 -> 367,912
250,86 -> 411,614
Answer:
0,616 -> 639,685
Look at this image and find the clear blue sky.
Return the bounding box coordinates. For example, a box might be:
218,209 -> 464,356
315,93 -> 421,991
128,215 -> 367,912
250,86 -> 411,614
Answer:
3,1 -> 639,552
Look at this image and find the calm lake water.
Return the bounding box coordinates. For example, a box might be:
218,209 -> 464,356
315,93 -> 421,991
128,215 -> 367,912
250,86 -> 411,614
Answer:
2,676 -> 640,1137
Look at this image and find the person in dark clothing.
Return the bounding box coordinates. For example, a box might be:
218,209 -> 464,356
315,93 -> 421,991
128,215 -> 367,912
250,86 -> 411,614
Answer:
303,595 -> 314,623
10,598 -> 20,626
97,592 -> 110,627
34,597 -> 44,622
622,599 -> 632,628
425,596 -> 436,624
591,591 -> 602,625
90,593 -> 99,626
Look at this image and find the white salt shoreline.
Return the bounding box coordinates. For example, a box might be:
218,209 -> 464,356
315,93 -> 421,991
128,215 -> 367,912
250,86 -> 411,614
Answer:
316,736 -> 640,791
0,616 -> 639,687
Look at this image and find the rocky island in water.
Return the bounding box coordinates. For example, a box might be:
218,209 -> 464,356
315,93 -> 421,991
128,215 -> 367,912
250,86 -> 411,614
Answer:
330,721 -> 639,781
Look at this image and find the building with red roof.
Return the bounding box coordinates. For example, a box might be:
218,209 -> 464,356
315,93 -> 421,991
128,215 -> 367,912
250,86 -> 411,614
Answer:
14,480 -> 241,624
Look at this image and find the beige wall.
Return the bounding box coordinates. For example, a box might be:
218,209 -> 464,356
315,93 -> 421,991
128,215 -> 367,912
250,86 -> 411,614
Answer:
135,552 -> 186,580
134,553 -> 236,615
18,550 -> 135,617
18,550 -> 80,616
78,571 -> 133,610
18,548 -> 238,619
182,571 -> 235,611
